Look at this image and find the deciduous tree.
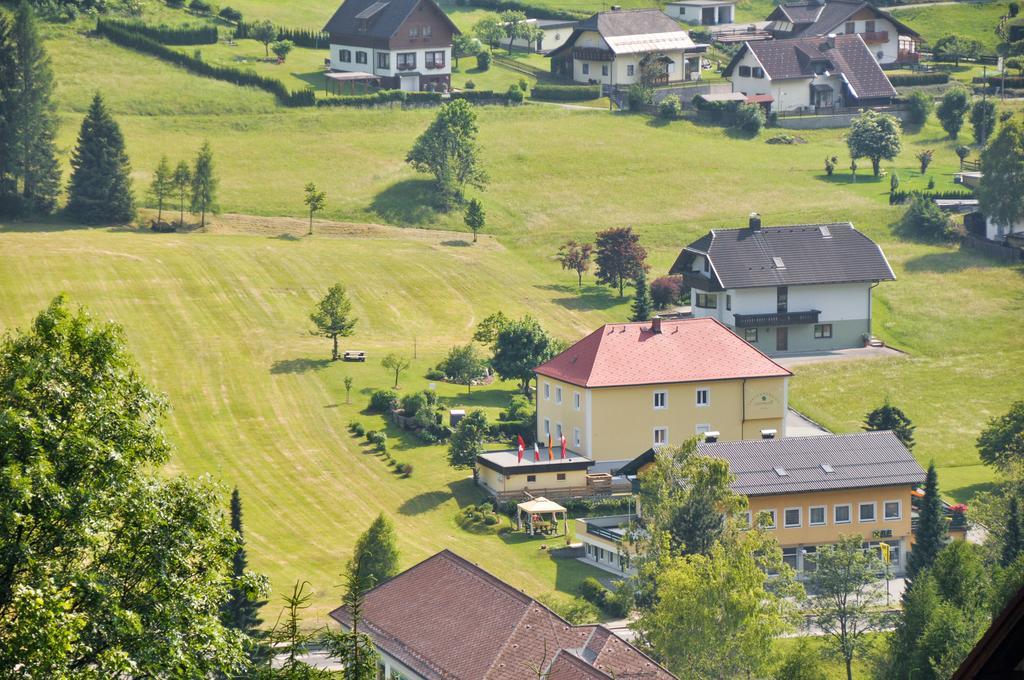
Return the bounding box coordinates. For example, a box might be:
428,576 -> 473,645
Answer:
441,343 -> 485,394
270,38 -> 294,62
381,353 -> 411,388
490,315 -> 561,394
448,410 -> 489,468
190,141 -> 218,228
862,399 -> 915,449
971,98 -> 998,145
933,34 -> 982,66
977,119 -> 1024,236
464,197 -> 485,242
250,19 -> 277,57
846,109 -> 902,177
66,92 -> 135,224
499,9 -> 528,53
556,240 -> 593,288
937,86 -> 971,139
303,182 -> 325,235
407,98 -> 488,208
310,283 -> 357,361
472,17 -> 504,49
978,400 -> 1024,468
594,226 -> 648,297
1002,495 -> 1024,567
149,155 -> 173,223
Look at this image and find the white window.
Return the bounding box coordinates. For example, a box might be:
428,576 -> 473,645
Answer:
543,383 -> 550,400
601,64 -> 608,76
573,392 -> 581,410
543,419 -> 550,436
582,63 -> 590,75
884,500 -> 902,520
555,386 -> 562,404
627,64 -> 635,76
695,423 -> 711,434
760,509 -> 777,529
653,427 -> 668,446
573,427 -> 581,447
784,507 -> 801,528
834,504 -> 852,524
809,505 -> 826,526
859,502 -> 876,523
556,422 -> 563,440
696,388 -> 709,407
653,391 -> 667,409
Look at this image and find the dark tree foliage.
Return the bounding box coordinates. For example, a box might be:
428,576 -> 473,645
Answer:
970,98 -> 998,145
977,401 -> 1024,469
490,316 -> 560,394
1002,496 -> 1024,567
594,226 -> 649,298
222,488 -> 268,661
862,400 -> 915,449
321,555 -> 378,680
350,513 -> 400,591
630,271 -> 652,322
66,92 -> 135,224
907,463 -> 948,582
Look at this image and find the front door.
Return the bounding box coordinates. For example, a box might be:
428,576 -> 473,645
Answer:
776,327 -> 788,352
400,75 -> 419,92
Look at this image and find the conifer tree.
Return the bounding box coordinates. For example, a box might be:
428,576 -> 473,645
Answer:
66,92 -> 135,224
907,463 -> 947,581
350,513 -> 400,591
631,271 -> 652,322
149,156 -> 173,224
171,160 -> 191,227
221,488 -> 267,654
322,554 -> 378,679
0,13 -> 16,199
5,2 -> 61,214
1002,495 -> 1023,567
863,399 -> 915,450
190,141 -> 218,228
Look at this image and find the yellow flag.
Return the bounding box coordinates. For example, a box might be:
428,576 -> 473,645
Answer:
880,543 -> 891,564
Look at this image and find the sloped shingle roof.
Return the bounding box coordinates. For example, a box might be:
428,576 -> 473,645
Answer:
323,0 -> 459,40
534,317 -> 791,389
768,0 -> 921,39
576,8 -> 685,37
669,222 -> 895,290
330,550 -> 676,680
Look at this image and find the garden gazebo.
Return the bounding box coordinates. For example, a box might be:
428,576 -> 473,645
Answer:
516,497 -> 568,537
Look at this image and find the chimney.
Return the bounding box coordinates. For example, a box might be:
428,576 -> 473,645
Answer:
748,212 -> 761,229
651,317 -> 662,334
704,430 -> 720,443
761,429 -> 777,439
825,32 -> 836,49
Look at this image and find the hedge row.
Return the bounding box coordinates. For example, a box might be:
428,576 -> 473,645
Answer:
95,19 -> 314,106
890,189 -> 976,205
316,90 -> 442,107
530,83 -> 600,101
975,76 -> 1024,88
888,73 -> 949,86
235,21 -> 328,48
467,0 -> 586,21
450,89 -> 513,103
97,18 -> 218,45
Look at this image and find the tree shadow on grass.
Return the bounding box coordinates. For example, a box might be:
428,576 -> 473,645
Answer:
534,283 -> 624,311
398,490 -> 453,515
270,357 -> 332,374
439,387 -> 516,410
441,239 -> 472,247
946,481 -> 997,504
903,249 -> 1015,273
446,477 -> 490,508
371,179 -> 440,226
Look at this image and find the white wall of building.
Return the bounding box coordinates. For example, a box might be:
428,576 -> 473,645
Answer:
833,17 -> 901,65
986,215 -> 1024,242
328,42 -> 452,83
669,2 -> 734,25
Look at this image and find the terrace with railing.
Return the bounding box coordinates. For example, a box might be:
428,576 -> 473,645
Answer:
733,310 -> 820,328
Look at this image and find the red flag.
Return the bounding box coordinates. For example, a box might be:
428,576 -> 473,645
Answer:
560,435 -> 567,459
517,435 -> 525,463
534,442 -> 540,462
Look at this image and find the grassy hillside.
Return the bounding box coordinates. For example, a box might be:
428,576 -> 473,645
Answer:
890,1 -> 1009,53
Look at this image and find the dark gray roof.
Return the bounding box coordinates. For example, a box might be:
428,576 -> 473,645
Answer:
576,8 -> 684,37
323,0 -> 459,40
698,431 -> 926,497
767,0 -> 920,39
669,221 -> 895,289
726,34 -> 897,100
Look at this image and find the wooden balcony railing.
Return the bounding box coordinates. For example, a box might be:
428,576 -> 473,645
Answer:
860,30 -> 889,44
573,46 -> 614,62
733,310 -> 821,328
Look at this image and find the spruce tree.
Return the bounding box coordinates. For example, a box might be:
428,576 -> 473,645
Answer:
149,156 -> 173,224
863,399 -> 916,450
66,93 -> 135,224
6,2 -> 61,214
222,489 -> 266,632
350,513 -> 399,591
0,13 -> 17,199
907,463 -> 947,581
1002,495 -> 1023,567
631,271 -> 652,322
190,141 -> 218,228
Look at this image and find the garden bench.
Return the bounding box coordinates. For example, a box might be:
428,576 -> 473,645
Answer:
343,350 -> 366,362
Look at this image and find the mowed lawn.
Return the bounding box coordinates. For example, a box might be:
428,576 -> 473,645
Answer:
890,1 -> 1010,53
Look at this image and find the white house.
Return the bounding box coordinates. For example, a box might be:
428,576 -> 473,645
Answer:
548,8 -> 707,87
322,0 -> 459,92
666,0 -> 735,26
505,18 -> 578,52
765,0 -> 921,66
669,214 -> 896,354
724,33 -> 897,112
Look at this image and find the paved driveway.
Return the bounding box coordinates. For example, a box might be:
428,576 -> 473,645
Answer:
775,345 -> 905,369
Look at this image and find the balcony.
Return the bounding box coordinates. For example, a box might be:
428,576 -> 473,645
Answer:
573,46 -> 614,62
860,30 -> 889,44
733,310 -> 820,328
577,515 -> 637,544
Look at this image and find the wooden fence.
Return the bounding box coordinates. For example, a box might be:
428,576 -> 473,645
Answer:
961,235 -> 1023,264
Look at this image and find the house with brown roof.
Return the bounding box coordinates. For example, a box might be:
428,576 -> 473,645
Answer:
547,8 -> 707,87
329,549 -> 677,680
765,0 -> 922,65
723,33 -> 897,112
322,0 -> 460,92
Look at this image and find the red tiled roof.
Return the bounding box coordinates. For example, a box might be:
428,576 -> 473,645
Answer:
534,317 -> 791,388
330,550 -> 676,680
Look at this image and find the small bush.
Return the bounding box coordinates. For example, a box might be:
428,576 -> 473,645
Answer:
188,0 -> 211,14
396,462 -> 413,476
530,83 -> 600,101
483,514 -> 499,525
627,83 -> 652,111
900,194 -> 956,241
425,367 -> 446,380
465,79 -> 476,90
166,0 -> 185,7
349,422 -> 365,436
658,95 -> 683,120
650,275 -> 683,309
476,49 -> 491,70
905,90 -> 933,125
376,441 -> 387,454
369,389 -> 398,412
539,594 -> 601,624
578,577 -> 609,608
518,78 -> 528,91
218,6 -> 242,22
733,102 -> 765,135
506,84 -> 525,104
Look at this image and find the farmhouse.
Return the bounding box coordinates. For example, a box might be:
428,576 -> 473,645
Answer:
577,431 -> 926,576
548,8 -> 708,86
670,215 -> 895,354
322,0 -> 459,92
666,0 -> 736,26
724,33 -> 898,112
765,0 -> 922,65
534,316 -> 791,462
329,549 -> 677,680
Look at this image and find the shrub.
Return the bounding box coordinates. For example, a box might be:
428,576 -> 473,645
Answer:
188,0 -> 211,14
650,275 -> 683,309
578,577 -> 608,608
627,83 -> 652,111
530,83 -> 600,101
888,73 -> 949,86
733,102 -> 765,135
483,513 -> 499,525
465,79 -> 476,90
376,441 -> 387,454
366,430 -> 387,446
539,594 -> 601,624
218,6 -> 242,22
396,462 -> 413,476
506,84 -> 525,104
425,367 -> 446,380
476,49 -> 491,70
824,155 -> 837,176
369,389 -> 398,412
502,394 -> 532,421
166,0 -> 185,7
1010,1 -> 1020,17
349,422 -> 366,436
900,194 -> 955,241
518,78 -> 528,91
400,391 -> 428,417
233,22 -> 328,49
905,90 -> 934,125
658,95 -> 683,120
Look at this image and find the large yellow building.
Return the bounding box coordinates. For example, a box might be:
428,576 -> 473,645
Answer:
578,431 -> 926,576
534,317 -> 792,463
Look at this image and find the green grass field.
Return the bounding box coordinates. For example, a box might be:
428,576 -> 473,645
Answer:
2,0 -> 1023,620
891,1 -> 1010,53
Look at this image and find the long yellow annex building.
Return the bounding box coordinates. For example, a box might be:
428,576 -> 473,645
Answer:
533,317 -> 792,462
